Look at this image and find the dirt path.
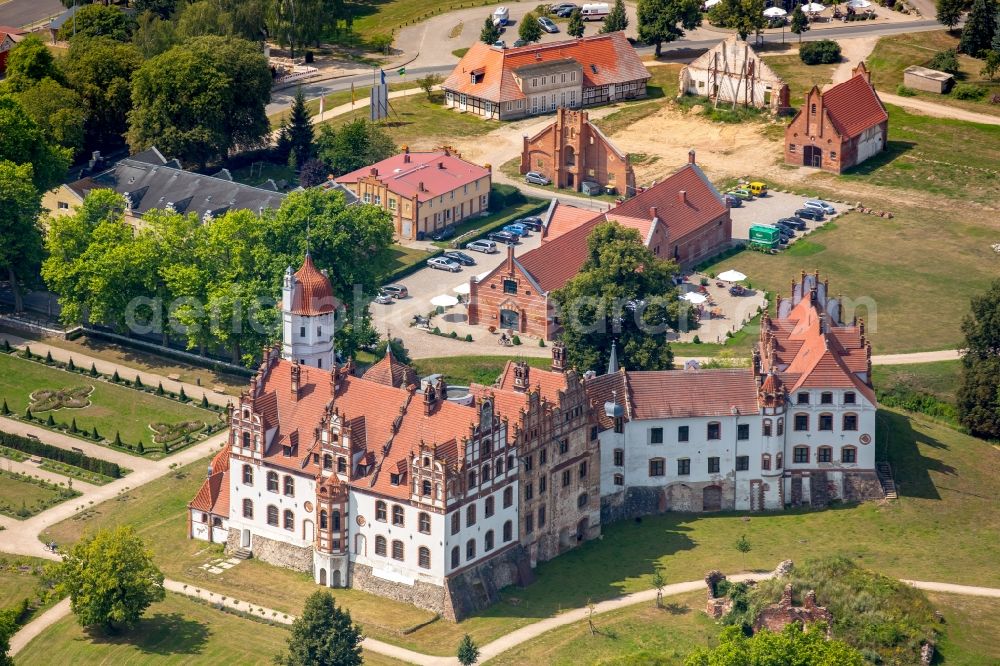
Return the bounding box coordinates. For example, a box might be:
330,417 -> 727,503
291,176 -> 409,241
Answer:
878,93 -> 1000,125
827,36 -> 879,87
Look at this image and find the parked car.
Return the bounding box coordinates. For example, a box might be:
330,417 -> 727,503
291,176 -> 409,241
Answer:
556,6 -> 576,16
795,208 -> 825,221
525,171 -> 551,185
488,230 -> 519,245
431,225 -> 455,241
516,216 -> 543,231
513,39 -> 528,47
538,16 -> 559,32
777,216 -> 807,230
444,251 -> 476,266
492,6 -> 509,25
749,181 -> 768,197
381,284 -> 408,299
727,188 -> 753,200
803,199 -> 836,215
581,2 -> 610,20
723,193 -> 742,208
550,2 -> 577,12
427,257 -> 462,272
773,221 -> 797,237
493,40 -> 507,49
503,223 -> 529,237
374,292 -> 394,305
466,239 -> 498,253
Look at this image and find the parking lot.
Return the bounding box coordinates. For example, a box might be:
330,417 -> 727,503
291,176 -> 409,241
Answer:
727,190 -> 845,246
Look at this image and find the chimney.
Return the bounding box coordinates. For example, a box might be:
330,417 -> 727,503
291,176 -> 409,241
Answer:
404,153 -> 411,163
649,206 -> 658,220
551,341 -> 566,373
435,375 -> 448,401
403,145 -> 409,154
677,190 -> 687,205
513,361 -> 529,392
688,149 -> 696,164
423,382 -> 437,416
437,161 -> 445,169
291,362 -> 301,400
506,243 -> 515,272
418,181 -> 424,192
370,167 -> 378,176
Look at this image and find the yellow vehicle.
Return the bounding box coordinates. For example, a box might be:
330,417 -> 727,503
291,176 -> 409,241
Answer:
749,181 -> 768,197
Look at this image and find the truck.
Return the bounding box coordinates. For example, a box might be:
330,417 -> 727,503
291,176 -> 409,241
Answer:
580,2 -> 610,20
748,224 -> 781,250
492,6 -> 510,26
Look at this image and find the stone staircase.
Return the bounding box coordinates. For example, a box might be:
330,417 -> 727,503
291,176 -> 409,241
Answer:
876,462 -> 897,499
232,548 -> 253,561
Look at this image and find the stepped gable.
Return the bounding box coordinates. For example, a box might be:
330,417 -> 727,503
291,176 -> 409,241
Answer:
290,254 -> 338,315
362,350 -> 419,389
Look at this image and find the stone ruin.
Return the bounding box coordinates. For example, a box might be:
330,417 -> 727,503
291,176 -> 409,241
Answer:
754,584 -> 833,637
704,570 -> 733,619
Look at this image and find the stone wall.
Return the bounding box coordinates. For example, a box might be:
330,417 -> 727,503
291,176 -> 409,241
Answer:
842,470 -> 883,502
600,485 -> 661,523
251,533 -> 313,573
351,563 -> 449,617
754,584 -> 832,636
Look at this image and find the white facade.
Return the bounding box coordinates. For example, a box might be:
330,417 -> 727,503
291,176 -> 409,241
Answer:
189,508 -> 229,543
853,124 -> 885,167
280,265 -> 336,370
679,37 -> 788,112
228,461 -> 317,549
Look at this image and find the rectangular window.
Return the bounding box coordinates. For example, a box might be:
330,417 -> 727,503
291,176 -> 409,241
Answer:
843,414 -> 858,430
708,457 -> 720,474
648,458 -> 665,477
649,427 -> 663,444
525,482 -> 533,500
561,469 -> 571,487
559,439 -> 569,455
525,515 -> 534,533
678,426 -> 689,442
794,414 -> 809,431
794,447 -> 809,464
503,279 -> 517,294
797,392 -> 810,405
299,326 -> 306,338
539,449 -> 548,465
844,392 -> 856,404
819,414 -> 833,431
818,448 -> 832,463
737,424 -> 750,440
451,512 -> 460,535
388,199 -> 397,210
707,423 -> 721,440
538,505 -> 546,528
613,449 -> 624,466
821,392 -> 833,404
761,455 -> 771,471
578,461 -> 588,479
539,475 -> 546,492
524,454 -> 533,472
842,447 -> 857,463
677,458 -> 690,476
736,456 -> 749,471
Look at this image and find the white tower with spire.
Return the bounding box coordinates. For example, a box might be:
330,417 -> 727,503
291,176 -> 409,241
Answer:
281,254 -> 337,370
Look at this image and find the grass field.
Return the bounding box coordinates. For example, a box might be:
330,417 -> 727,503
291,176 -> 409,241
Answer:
706,202 -> 999,354
15,591 -> 407,666
867,30 -> 1000,117
0,470 -> 79,519
839,105 -> 1000,205
411,354 -> 551,386
928,592 -> 1000,665
268,81 -> 420,129
430,199 -> 549,249
0,352 -> 215,450
39,404 -> 1000,656
765,54 -> 837,107
0,555 -> 50,610
872,359 -> 962,408
379,244 -> 436,281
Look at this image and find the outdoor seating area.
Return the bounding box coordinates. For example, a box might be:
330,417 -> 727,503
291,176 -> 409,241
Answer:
674,269 -> 767,344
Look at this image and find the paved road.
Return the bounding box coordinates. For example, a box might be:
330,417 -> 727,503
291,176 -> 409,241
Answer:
0,0 -> 62,27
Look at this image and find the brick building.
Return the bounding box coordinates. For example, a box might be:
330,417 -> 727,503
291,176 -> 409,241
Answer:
335,148 -> 491,241
520,107 -> 636,196
784,63 -> 888,174
442,32 -> 651,121
0,26 -> 25,74
468,151 -> 732,339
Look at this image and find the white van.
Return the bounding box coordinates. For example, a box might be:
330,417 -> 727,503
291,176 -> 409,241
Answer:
580,2 -> 610,20
492,6 -> 510,26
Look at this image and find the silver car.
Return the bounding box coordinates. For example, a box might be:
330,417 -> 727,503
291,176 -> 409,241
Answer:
525,171 -> 551,185
427,257 -> 462,272
803,200 -> 836,215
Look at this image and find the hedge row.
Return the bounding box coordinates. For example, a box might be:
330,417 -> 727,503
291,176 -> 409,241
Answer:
0,429 -> 121,479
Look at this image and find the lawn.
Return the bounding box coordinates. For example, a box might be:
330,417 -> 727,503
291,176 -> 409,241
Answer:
928,592 -> 1000,665
838,105 -> 1000,205
499,157 -> 621,202
316,91 -> 493,149
0,470 -> 79,519
0,352 -> 217,451
268,81 -> 420,129
15,591 -> 407,666
38,403 -> 1000,656
867,30 -> 1000,117
706,202 -> 1000,354
432,198 -> 549,249
765,54 -> 837,107
379,244 -> 437,282
0,554 -> 61,623
872,360 -> 961,405
411,354 -> 551,386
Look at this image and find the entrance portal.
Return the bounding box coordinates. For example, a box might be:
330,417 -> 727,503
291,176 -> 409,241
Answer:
703,485 -> 723,511
499,308 -> 519,331
804,145 -> 822,168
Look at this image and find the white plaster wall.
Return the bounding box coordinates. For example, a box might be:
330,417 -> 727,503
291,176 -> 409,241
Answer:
784,388 -> 876,470
281,310 -> 335,370
228,465 -> 316,549
444,485 -> 520,574
854,124 -> 884,166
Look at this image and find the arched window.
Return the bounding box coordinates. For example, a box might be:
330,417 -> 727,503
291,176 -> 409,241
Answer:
375,501 -> 387,522
451,512 -> 460,535
613,473 -> 624,486
422,480 -> 432,496
777,418 -> 784,436
267,505 -> 278,526
337,457 -> 347,473
817,446 -> 833,463
503,486 -> 513,508
466,503 -> 476,527
323,454 -> 333,469
242,432 -> 251,448
242,464 -> 253,485
468,470 -> 477,487
267,471 -> 278,492
418,546 -> 431,569
284,475 -> 295,496
503,520 -> 513,542
451,546 -> 460,569
392,505 -> 404,527
843,413 -> 858,431
419,512 -> 431,534
482,464 -> 491,481
776,452 -> 783,469
332,510 -> 341,531
243,409 -> 250,419
818,413 -> 834,431
793,446 -> 809,464
375,535 -> 387,556
793,413 -> 809,432
485,530 -> 495,551
842,446 -> 857,463
212,516 -> 222,527
762,419 -> 772,437
283,509 -> 294,531
466,538 -> 476,561
761,454 -> 772,471
242,498 -> 253,518
485,496 -> 495,517
320,510 -> 328,529
423,456 -> 431,467
391,540 -> 404,561
495,457 -> 504,475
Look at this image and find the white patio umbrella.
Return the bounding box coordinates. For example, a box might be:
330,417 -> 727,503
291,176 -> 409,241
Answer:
847,0 -> 871,7
430,294 -> 459,308
718,269 -> 748,282
704,0 -> 722,8
802,2 -> 825,12
763,6 -> 787,17
453,283 -> 471,295
681,292 -> 708,305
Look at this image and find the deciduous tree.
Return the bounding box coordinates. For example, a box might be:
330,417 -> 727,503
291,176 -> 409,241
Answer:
708,0 -> 765,40
601,0 -> 629,32
277,591 -> 363,666
299,158 -> 328,187
567,8 -> 586,37
960,0 -> 998,57
790,5 -> 810,42
0,35 -> 63,93
58,4 -> 135,42
132,0 -> 179,19
637,0 -> 701,57
0,96 -> 71,191
14,78 -> 87,155
315,118 -> 397,175
0,161 -> 42,313
519,12 -> 543,43
131,10 -> 177,58
552,223 -> 685,373
55,526 -> 165,632
685,624 -> 865,665
936,0 -> 964,32
174,0 -> 233,39
480,15 -> 501,43
957,279 -> 1000,439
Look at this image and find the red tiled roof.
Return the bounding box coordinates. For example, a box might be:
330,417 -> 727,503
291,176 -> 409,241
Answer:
189,457 -> 230,517
291,254 -> 337,315
516,216 -> 603,293
335,151 -> 489,202
362,351 -> 419,389
495,361 -> 569,404
543,201 -> 600,241
626,369 -> 760,419
443,32 -> 650,104
818,71 -> 887,139
584,370 -> 628,429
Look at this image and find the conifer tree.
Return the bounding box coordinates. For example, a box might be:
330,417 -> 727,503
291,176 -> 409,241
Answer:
601,0 -> 629,33
285,87 -> 315,170
480,16 -> 501,44
568,9 -> 585,37
960,0 -> 998,57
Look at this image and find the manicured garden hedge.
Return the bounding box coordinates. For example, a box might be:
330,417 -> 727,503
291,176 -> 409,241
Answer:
0,430 -> 121,479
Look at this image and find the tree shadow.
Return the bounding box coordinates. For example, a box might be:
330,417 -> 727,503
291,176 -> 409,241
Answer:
881,410 -> 955,501
84,613 -> 210,656
841,141 -> 917,177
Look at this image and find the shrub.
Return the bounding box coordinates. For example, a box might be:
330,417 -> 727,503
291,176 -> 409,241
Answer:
538,338 -> 546,347
799,40 -> 842,65
201,394 -> 209,408
0,338 -> 9,352
46,413 -> 55,427
512,335 -> 522,345
896,84 -> 917,97
89,362 -> 97,376
449,331 -> 458,338
68,357 -> 76,371
134,376 -> 143,388
112,370 -> 120,383
693,335 -> 702,344
179,387 -> 188,402
0,429 -> 121,477
953,83 -> 988,100
45,351 -> 53,363
465,334 -> 473,342
23,345 -> 32,358
156,382 -> 164,395
927,48 -> 960,75
1,399 -> 7,415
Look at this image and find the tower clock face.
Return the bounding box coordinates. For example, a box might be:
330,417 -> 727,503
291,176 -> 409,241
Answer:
356,515 -> 366,527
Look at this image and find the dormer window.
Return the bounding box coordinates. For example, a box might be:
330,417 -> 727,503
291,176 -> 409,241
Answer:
390,473 -> 401,486
470,69 -> 485,84
590,64 -> 598,74
283,445 -> 293,457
